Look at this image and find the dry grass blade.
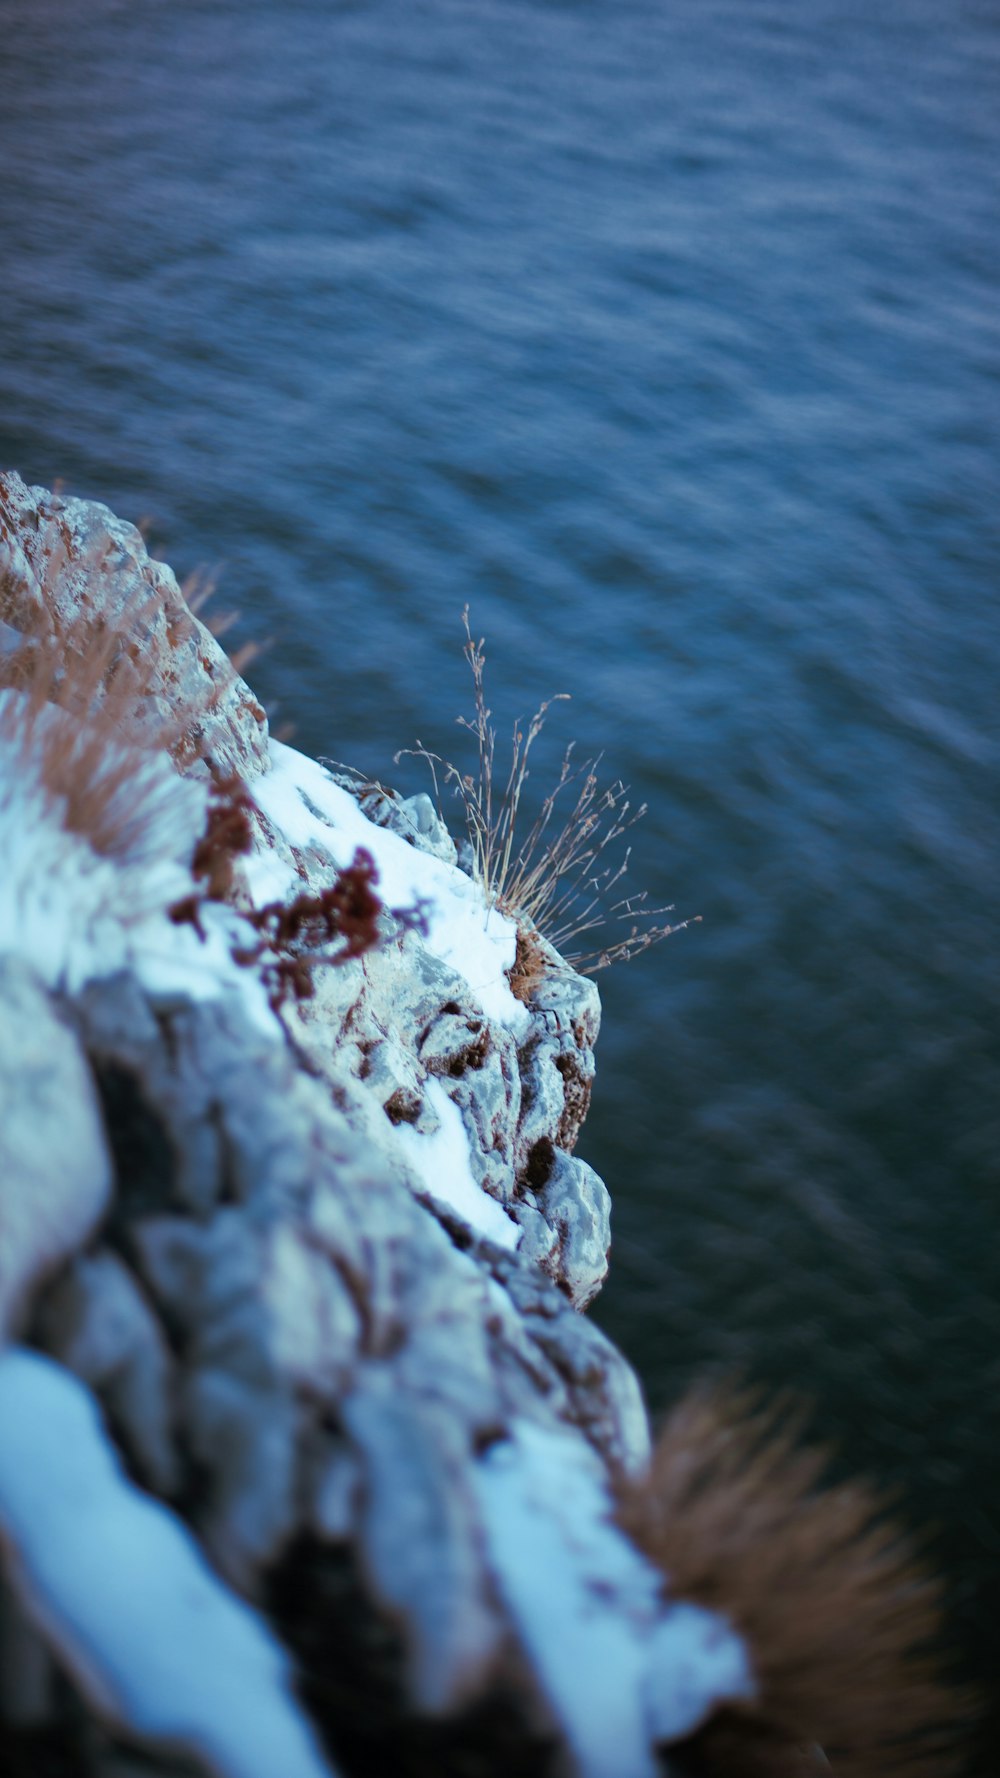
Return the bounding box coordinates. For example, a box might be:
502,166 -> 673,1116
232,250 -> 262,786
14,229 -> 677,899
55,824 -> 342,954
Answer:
181,565 -> 265,678
397,607 -> 698,973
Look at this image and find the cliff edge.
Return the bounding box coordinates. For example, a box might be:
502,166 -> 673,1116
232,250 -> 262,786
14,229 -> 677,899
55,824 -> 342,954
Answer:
0,473 -> 750,1778
0,475 -> 959,1778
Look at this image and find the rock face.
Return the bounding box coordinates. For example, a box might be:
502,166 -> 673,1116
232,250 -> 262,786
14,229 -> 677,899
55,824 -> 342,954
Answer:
0,479 -> 752,1778
0,958 -> 112,1340
0,470 -> 269,779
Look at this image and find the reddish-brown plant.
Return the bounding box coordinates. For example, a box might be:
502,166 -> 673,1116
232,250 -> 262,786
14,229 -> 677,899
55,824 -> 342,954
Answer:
228,849 -> 428,1011
189,772 -> 256,897
249,848 -> 384,962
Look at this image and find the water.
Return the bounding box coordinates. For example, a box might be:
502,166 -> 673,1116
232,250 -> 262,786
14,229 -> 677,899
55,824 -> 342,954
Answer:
2,0 -> 998,1757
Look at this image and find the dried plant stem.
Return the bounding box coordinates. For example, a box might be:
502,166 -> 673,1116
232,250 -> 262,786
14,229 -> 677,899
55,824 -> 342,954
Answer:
397,608 -> 698,972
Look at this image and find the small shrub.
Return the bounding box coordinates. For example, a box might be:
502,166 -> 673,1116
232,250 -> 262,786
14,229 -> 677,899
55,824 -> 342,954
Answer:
397,609 -> 698,973
233,848 -> 388,1009
173,810 -> 429,1011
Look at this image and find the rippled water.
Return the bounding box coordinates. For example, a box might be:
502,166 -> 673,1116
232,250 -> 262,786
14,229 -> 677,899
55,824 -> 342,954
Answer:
2,0 -> 998,1756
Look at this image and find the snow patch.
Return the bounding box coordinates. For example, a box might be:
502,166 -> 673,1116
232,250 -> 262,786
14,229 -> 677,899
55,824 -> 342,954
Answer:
0,712 -> 278,1033
253,741 -> 529,1033
643,1602 -> 754,1744
394,1078 -> 520,1252
0,1350 -> 337,1778
132,898 -> 278,1033
472,1421 -> 753,1778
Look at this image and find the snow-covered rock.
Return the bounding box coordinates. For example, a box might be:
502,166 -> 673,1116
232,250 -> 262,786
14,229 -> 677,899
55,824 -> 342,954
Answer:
0,475 -> 753,1778
0,958 -> 112,1339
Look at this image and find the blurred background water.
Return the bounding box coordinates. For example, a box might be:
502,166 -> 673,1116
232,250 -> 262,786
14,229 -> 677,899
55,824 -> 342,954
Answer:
2,0 -> 998,1759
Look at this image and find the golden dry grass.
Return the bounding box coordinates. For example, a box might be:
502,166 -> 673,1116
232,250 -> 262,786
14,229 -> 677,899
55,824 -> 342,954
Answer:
0,598 -> 199,866
618,1387 -> 970,1778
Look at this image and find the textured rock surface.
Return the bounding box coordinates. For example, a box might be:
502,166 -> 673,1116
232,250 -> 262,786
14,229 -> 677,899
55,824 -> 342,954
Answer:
0,957 -> 113,1338
0,480 -> 756,1778
0,469 -> 269,780
246,770 -> 609,1310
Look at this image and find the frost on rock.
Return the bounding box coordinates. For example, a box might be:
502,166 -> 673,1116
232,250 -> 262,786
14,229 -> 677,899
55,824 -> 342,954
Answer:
0,478 -> 754,1778
393,1078 -> 520,1252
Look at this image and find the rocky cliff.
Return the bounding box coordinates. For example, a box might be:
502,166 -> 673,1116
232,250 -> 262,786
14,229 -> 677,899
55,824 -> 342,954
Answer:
0,475 -> 959,1778
0,473 -> 752,1778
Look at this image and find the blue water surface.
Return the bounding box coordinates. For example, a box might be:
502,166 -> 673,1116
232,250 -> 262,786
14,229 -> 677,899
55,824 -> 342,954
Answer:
2,0 -> 998,1757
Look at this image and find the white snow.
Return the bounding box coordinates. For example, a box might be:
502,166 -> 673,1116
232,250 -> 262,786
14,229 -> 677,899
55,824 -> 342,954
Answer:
131,899 -> 278,1034
0,1350 -> 337,1778
252,741 -> 529,1034
472,1420 -> 753,1778
394,1078 -> 520,1251
0,711 -> 278,1033
0,714 -> 526,1041
642,1602 -> 754,1745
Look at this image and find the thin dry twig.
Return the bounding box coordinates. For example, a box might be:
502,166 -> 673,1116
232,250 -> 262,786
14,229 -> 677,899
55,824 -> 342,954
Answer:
180,565 -> 265,678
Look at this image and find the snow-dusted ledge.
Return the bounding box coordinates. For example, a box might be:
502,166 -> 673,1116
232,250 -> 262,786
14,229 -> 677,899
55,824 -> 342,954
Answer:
253,740 -> 530,1036
0,471 -> 754,1778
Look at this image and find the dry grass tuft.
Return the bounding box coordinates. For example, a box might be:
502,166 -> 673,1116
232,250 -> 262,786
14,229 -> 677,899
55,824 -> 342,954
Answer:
0,599 -> 199,866
618,1386 -> 970,1778
397,609 -> 698,973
